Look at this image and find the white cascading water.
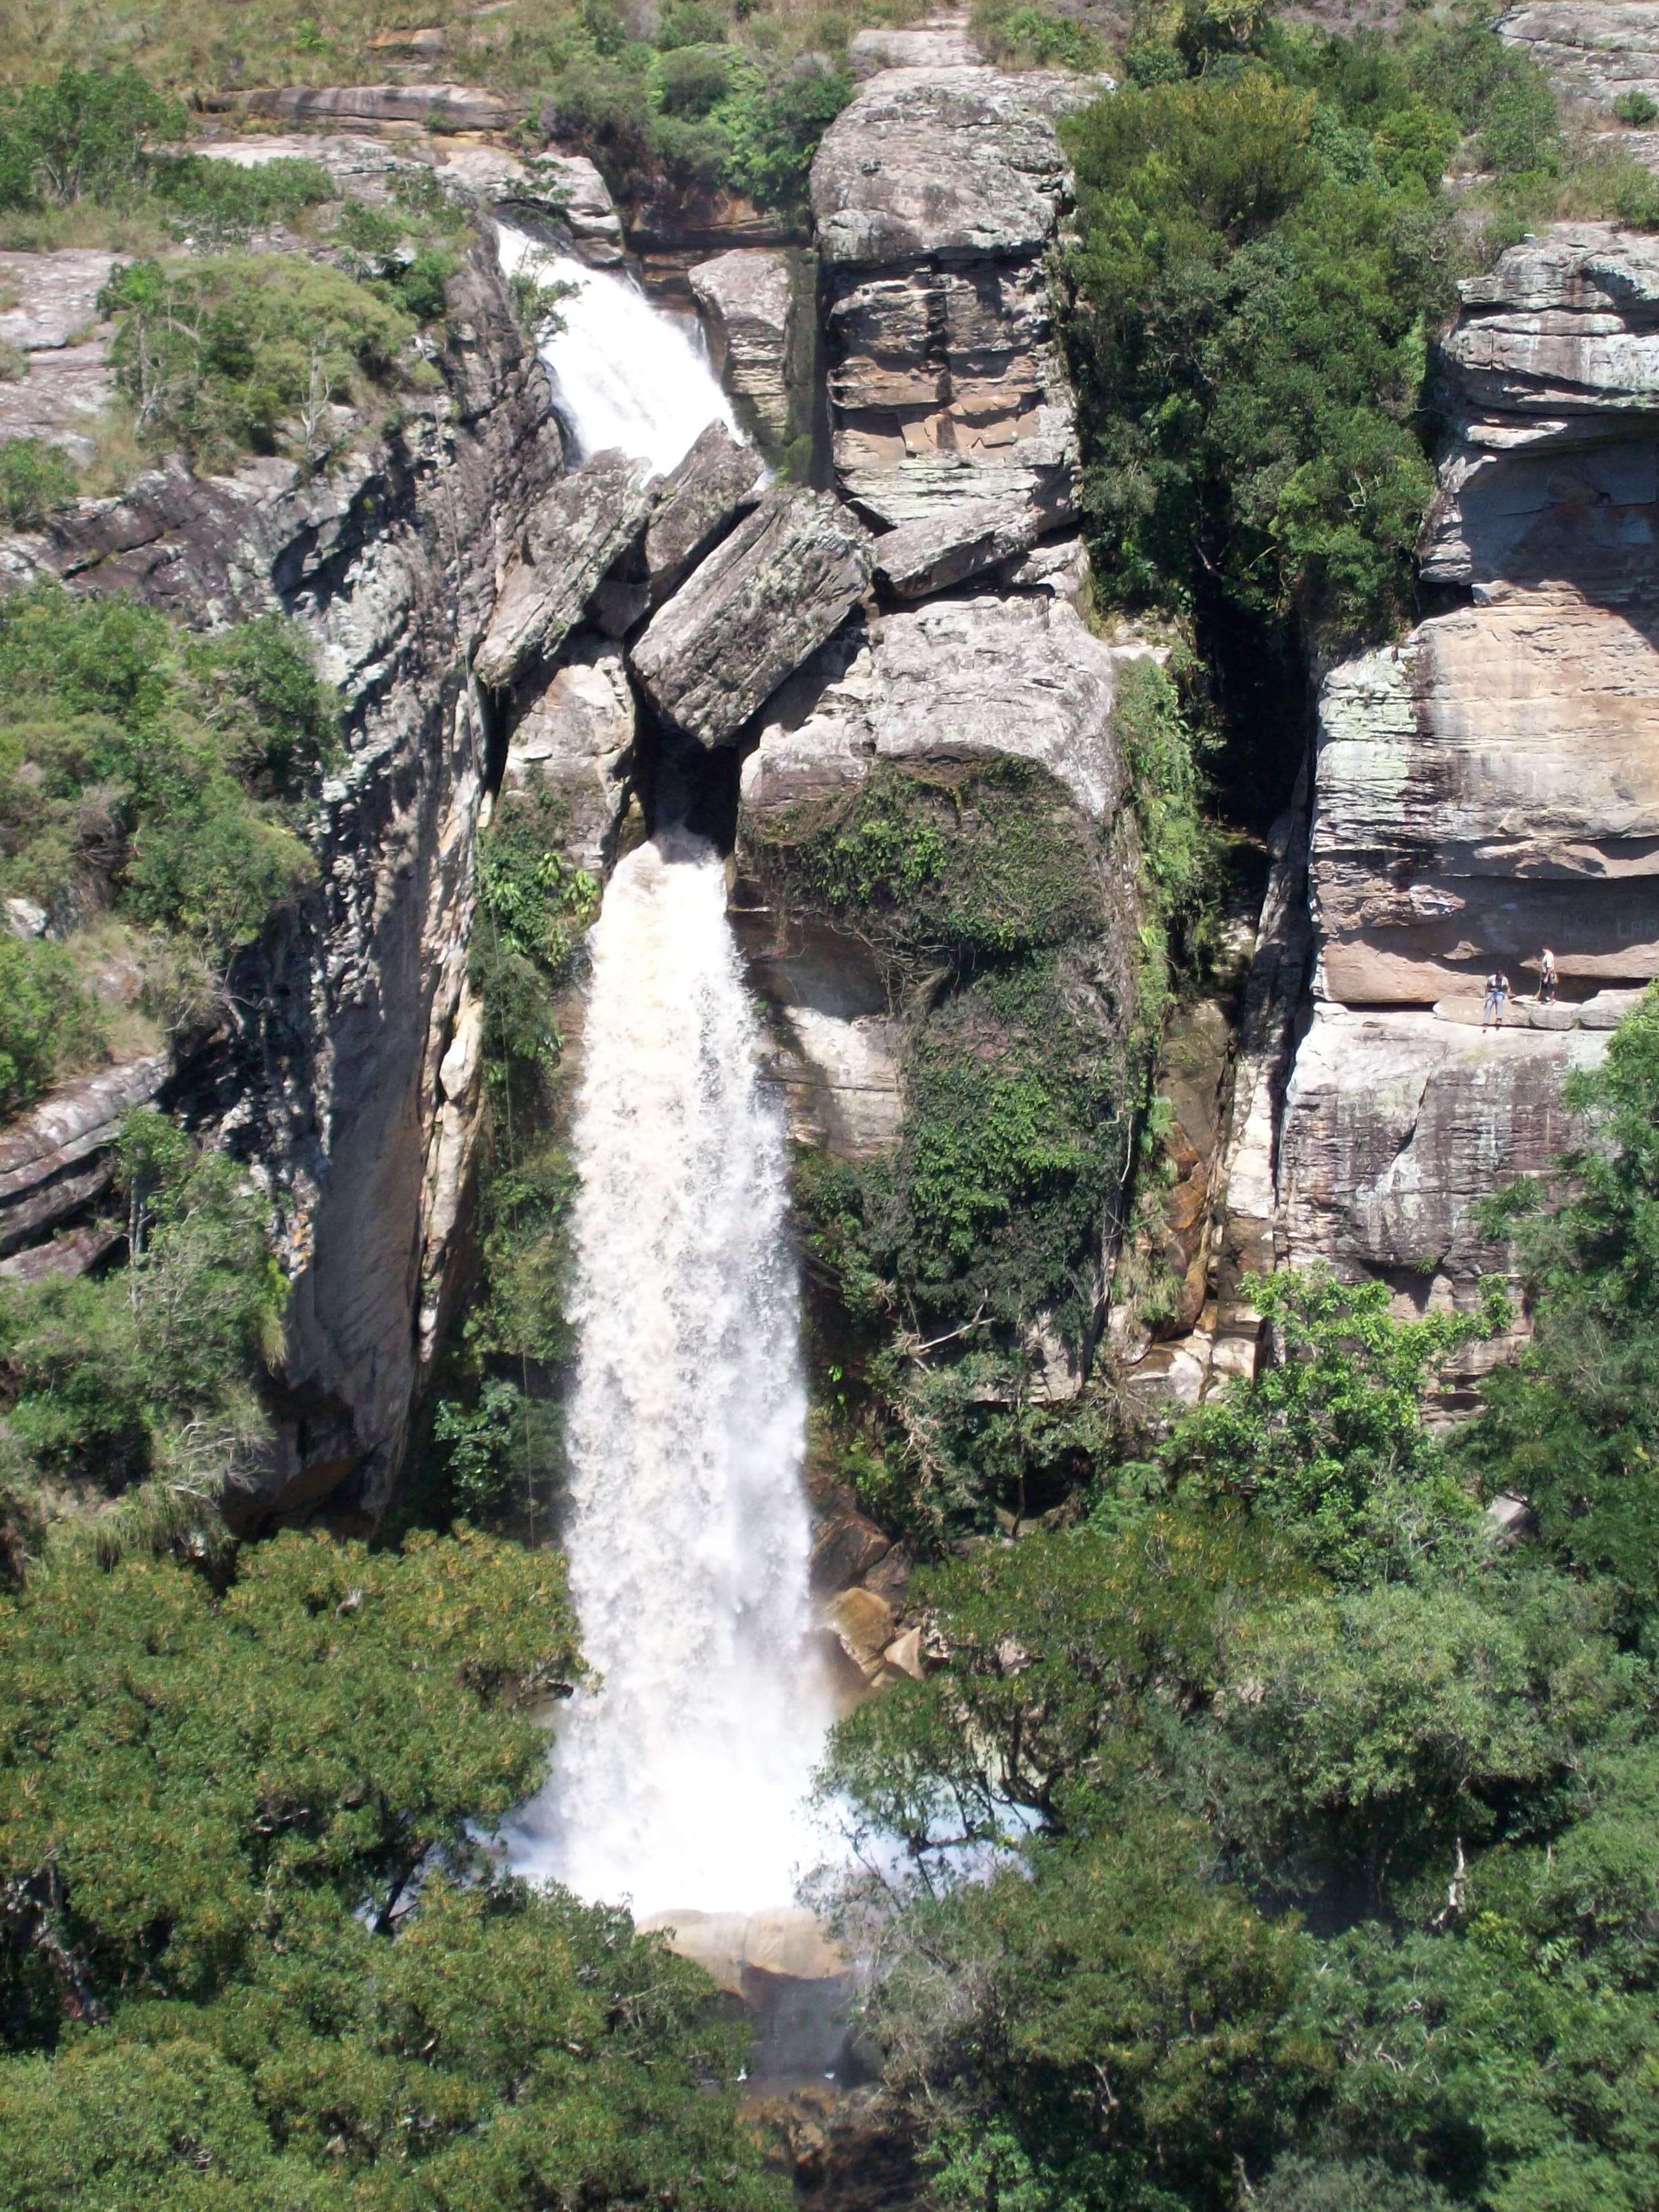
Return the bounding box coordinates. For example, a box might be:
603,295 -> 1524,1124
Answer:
497,223 -> 738,475
506,834 -> 831,1915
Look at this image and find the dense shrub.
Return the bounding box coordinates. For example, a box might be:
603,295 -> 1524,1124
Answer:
101,253 -> 418,469
0,583 -> 334,964
0,437 -> 76,528
0,64 -> 182,211
0,936 -> 103,1119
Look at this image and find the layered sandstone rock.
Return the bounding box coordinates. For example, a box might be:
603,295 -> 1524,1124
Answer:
1,244 -> 564,1517
1312,225 -> 1659,1008
1499,3 -> 1659,117
809,65 -> 1087,526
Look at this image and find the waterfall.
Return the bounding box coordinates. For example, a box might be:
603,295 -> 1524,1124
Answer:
497,225 -> 738,475
505,833 -> 832,1919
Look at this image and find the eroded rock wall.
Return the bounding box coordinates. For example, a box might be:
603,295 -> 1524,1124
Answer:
1269,223 -> 1658,1325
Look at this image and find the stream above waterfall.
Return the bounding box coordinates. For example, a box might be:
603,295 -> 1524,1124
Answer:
496,225 -> 738,475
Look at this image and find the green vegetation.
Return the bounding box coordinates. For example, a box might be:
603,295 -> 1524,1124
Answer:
0,585 -> 340,1107
1060,10 -> 1647,655
421,790 -> 597,1534
1615,89 -> 1659,128
0,1111 -> 287,1573
971,0 -> 1105,72
818,991 -> 1659,2212
0,438 -> 79,528
0,64 -> 334,248
0,1521 -> 777,2212
101,252 -> 421,470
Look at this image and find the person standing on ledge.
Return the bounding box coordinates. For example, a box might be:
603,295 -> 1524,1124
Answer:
1483,970 -> 1511,1029
1538,948 -> 1558,1004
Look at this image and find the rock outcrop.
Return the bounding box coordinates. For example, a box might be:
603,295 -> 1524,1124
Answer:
1,244 -> 564,1517
1499,3 -> 1659,118
687,249 -> 814,454
1231,221 -> 1659,1350
632,487 -> 872,748
0,1056 -> 171,1257
809,65 -> 1087,527
1313,226 -> 1659,1008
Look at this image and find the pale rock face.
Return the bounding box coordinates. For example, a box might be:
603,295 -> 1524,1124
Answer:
503,631 -> 637,872
0,248 -> 117,465
213,83 -> 514,130
848,17 -> 980,75
1312,225 -> 1659,1007
809,67 -> 1085,525
1278,1005 -> 1607,1298
1499,4 -> 1659,117
741,593 -> 1129,824
687,249 -> 807,450
630,487 -> 873,748
870,487 -> 1066,597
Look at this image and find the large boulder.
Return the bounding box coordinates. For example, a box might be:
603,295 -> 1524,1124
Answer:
642,421 -> 767,605
630,487 -> 872,747
741,591 -> 1129,824
809,67 -> 1087,525
870,488 -> 1065,597
474,450 -> 656,690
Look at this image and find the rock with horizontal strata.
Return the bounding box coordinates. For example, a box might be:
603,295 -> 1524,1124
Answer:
0,1054 -> 170,1256
630,487 -> 872,748
809,66 -> 1089,525
871,489 -> 1065,597
1499,3 -> 1659,119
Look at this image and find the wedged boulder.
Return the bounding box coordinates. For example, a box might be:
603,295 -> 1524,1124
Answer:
809,66 -> 1087,524
688,249 -> 809,450
643,421 -> 767,605
502,631 -> 636,872
630,487 -> 872,748
740,592 -> 1129,824
0,1054 -> 170,1255
474,450 -> 656,689
1278,1003 -> 1607,1305
871,489 -> 1061,597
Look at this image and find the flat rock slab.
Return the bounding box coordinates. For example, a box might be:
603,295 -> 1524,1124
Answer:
1501,3 -> 1659,114
849,17 -> 980,75
474,449 -> 656,690
214,83 -> 516,132
630,487 -> 872,748
872,490 -> 1062,596
0,1052 -> 170,1256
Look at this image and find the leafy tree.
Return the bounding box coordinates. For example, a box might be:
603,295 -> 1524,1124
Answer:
0,64 -> 184,211
1152,1269 -> 1495,1580
0,936 -> 103,1119
1458,984 -> 1659,1616
0,438 -> 77,529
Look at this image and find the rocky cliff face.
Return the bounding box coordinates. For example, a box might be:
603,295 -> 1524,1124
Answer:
0,210 -> 564,1520
1219,222 -> 1659,1357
